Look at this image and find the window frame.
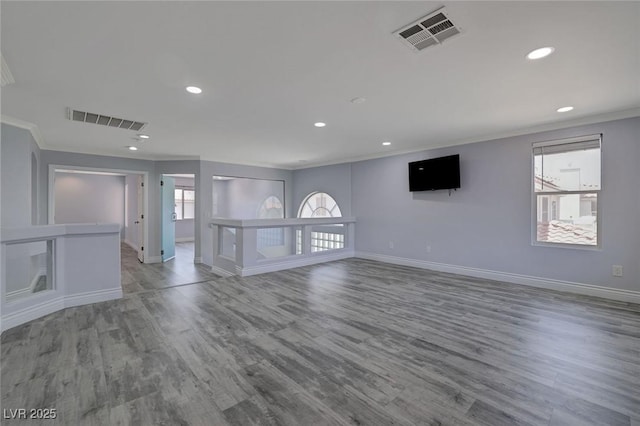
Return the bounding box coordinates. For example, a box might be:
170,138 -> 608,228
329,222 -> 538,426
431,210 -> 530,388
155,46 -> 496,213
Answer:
297,191 -> 342,218
174,186 -> 195,221
296,192 -> 345,254
530,134 -> 602,250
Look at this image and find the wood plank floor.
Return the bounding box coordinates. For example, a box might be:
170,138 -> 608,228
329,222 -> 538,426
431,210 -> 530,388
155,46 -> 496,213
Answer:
2,257 -> 639,425
121,242 -> 220,294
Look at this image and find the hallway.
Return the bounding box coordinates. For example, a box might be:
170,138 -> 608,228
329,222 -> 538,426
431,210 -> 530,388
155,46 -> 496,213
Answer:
121,243 -> 219,294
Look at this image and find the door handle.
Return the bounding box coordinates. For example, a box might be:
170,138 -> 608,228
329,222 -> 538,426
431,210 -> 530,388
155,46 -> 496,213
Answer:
134,221 -> 140,224
171,213 -> 177,222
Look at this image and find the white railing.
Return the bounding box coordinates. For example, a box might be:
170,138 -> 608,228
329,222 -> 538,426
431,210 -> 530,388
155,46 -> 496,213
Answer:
1,224 -> 122,331
209,217 -> 356,277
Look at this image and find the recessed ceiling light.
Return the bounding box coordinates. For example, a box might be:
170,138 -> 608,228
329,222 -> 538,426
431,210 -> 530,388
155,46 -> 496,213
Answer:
382,141 -> 391,146
557,106 -> 574,113
138,134 -> 150,139
350,97 -> 366,104
128,146 -> 138,151
526,47 -> 555,60
186,86 -> 202,94
314,122 -> 326,128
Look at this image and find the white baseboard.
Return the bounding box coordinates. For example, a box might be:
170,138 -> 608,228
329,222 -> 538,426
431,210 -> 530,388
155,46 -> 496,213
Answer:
176,237 -> 195,243
1,296 -> 65,332
123,239 -> 138,251
210,265 -> 235,277
356,252 -> 640,304
64,287 -> 123,308
1,288 -> 123,333
238,250 -> 355,277
145,255 -> 162,264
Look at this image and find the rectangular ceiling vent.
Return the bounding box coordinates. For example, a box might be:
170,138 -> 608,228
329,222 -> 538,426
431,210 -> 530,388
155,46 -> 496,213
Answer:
66,108 -> 146,131
393,7 -> 462,53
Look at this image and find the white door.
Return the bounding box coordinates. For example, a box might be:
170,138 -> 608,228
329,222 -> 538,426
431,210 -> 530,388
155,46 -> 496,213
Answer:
136,175 -> 145,262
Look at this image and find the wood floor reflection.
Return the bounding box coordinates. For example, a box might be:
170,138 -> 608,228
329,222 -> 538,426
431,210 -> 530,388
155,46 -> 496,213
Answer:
2,255 -> 639,425
121,242 -> 220,294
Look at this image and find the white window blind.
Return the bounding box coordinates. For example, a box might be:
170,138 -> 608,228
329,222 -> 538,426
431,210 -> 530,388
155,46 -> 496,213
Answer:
533,134 -> 601,193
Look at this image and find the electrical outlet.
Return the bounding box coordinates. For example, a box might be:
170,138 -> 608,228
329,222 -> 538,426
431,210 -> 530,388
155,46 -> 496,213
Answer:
612,265 -> 623,277
389,241 -> 394,250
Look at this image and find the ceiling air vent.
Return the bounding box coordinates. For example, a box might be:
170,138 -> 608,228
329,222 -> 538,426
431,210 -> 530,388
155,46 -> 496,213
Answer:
66,108 -> 147,131
393,7 -> 462,53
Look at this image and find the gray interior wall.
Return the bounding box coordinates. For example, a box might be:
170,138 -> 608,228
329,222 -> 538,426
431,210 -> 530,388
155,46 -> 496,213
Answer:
175,219 -> 194,241
212,180 -> 229,217
54,172 -> 126,239
292,163 -> 352,217
1,124 -> 44,294
200,160 -> 293,265
213,178 -> 285,219
1,124 -> 40,228
351,117 -> 640,292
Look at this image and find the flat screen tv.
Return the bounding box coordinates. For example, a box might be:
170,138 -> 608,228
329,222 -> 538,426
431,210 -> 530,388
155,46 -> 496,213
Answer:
408,154 -> 460,191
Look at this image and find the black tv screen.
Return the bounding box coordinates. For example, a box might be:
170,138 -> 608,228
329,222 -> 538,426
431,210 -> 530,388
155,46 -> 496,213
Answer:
408,154 -> 460,191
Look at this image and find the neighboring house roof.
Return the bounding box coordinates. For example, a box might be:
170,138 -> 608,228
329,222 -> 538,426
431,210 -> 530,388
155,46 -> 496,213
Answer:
537,220 -> 597,245
534,175 -> 562,191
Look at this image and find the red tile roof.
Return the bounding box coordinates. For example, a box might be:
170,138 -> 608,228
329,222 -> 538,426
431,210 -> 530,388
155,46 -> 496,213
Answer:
537,220 -> 597,245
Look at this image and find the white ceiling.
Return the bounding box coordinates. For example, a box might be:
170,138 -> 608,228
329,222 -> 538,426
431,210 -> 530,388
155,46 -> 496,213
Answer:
2,1 -> 639,169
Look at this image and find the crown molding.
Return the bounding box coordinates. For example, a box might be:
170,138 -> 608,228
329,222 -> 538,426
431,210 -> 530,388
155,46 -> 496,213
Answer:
1,115 -> 45,148
290,107 -> 640,170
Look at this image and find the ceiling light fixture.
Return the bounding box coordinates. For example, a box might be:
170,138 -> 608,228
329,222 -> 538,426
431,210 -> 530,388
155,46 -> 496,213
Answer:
128,146 -> 138,151
314,122 -> 326,128
526,47 -> 555,60
350,97 -> 366,104
557,106 -> 574,113
382,141 -> 391,146
138,134 -> 150,139
186,86 -> 202,94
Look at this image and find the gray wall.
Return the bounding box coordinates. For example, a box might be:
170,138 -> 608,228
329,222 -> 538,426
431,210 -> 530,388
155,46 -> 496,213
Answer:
292,163 -> 352,217
351,117 -> 640,292
54,172 -> 126,239
213,177 -> 285,219
1,124 -> 42,228
1,124 -> 44,294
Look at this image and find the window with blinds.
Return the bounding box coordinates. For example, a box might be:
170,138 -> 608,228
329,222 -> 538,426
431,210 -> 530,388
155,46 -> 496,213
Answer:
532,134 -> 601,247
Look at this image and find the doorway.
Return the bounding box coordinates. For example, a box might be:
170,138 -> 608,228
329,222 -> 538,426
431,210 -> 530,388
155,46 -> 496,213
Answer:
161,174 -> 195,264
48,165 -> 149,263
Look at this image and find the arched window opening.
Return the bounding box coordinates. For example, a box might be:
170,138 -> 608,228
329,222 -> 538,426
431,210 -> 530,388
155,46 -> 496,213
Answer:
257,195 -> 284,219
296,192 -> 344,253
297,192 -> 342,218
